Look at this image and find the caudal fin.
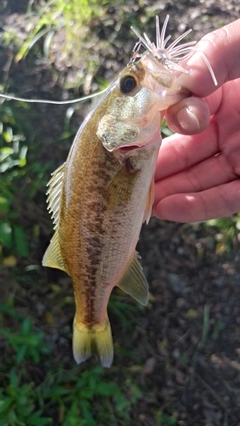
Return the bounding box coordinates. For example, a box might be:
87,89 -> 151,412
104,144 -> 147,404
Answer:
73,317 -> 113,368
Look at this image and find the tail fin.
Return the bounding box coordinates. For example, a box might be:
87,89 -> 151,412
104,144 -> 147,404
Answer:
73,317 -> 113,368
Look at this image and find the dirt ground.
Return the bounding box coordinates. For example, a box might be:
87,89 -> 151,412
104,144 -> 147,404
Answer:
1,1 -> 240,425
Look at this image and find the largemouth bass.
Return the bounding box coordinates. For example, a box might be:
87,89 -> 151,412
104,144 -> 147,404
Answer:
43,16 -> 212,367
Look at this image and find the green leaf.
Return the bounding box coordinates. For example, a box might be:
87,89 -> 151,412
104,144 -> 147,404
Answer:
16,344 -> 27,364
0,222 -> 13,248
95,381 -> 118,396
28,412 -> 52,426
19,145 -> 28,167
13,224 -> 29,257
0,196 -> 9,215
0,147 -> 13,161
9,369 -> 19,388
0,395 -> 14,413
79,400 -> 96,426
3,127 -> 13,142
44,385 -> 71,398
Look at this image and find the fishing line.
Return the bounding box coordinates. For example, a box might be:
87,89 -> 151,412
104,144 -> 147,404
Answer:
0,15 -> 217,108
0,88 -> 108,105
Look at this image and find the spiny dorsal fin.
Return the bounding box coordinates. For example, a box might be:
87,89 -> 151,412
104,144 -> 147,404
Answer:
46,163 -> 65,230
117,252 -> 149,306
42,231 -> 67,273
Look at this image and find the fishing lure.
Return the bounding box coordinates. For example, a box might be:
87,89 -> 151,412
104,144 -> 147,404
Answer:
131,15 -> 217,84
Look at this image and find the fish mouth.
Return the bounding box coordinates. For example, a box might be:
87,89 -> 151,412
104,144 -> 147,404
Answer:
117,144 -> 144,153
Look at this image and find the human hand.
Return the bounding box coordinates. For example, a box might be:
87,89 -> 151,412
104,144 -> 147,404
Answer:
154,19 -> 240,222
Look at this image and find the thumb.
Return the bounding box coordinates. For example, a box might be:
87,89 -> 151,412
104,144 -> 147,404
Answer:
165,96 -> 210,135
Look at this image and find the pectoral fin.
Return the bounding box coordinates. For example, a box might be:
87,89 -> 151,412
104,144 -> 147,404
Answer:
117,252 -> 149,306
42,232 -> 67,273
143,177 -> 154,224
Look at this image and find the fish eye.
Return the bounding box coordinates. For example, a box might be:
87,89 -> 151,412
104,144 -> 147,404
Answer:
120,75 -> 137,94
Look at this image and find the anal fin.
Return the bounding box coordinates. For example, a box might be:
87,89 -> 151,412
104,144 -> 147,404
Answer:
42,232 -> 67,273
117,252 -> 149,306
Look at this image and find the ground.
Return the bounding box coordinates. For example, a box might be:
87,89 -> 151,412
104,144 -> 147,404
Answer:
0,1 -> 240,425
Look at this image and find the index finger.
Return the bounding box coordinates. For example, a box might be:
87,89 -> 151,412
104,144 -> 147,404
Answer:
155,122 -> 218,181
178,19 -> 240,97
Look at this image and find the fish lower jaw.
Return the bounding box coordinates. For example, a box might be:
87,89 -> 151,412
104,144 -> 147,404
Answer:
114,137 -> 155,154
114,131 -> 161,156
113,143 -> 150,167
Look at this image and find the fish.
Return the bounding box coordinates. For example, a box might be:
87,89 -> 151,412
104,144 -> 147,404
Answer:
42,16 -> 214,367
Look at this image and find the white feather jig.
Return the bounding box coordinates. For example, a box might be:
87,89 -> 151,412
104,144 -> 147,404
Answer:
131,15 -> 217,86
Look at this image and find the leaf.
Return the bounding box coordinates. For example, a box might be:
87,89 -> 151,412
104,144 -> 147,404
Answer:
3,127 -> 13,142
13,224 -> 29,257
0,395 -> 14,413
19,145 -> 28,167
16,344 -> 27,364
21,318 -> 32,335
2,255 -> 17,267
9,369 -> 19,387
0,222 -> 13,248
0,147 -> 13,162
43,385 -> 71,398
0,196 -> 9,215
79,400 -> 96,426
28,412 -> 52,425
95,381 -> 118,396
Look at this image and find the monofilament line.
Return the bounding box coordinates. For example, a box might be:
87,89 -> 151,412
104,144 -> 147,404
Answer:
0,89 -> 108,105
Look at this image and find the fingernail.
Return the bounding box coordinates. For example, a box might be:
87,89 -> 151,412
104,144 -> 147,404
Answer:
176,106 -> 200,132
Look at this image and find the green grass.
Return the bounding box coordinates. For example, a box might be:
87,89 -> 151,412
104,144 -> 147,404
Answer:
0,298 -> 143,426
154,411 -> 177,426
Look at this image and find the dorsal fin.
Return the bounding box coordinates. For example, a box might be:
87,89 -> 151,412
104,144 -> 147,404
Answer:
46,163 -> 65,230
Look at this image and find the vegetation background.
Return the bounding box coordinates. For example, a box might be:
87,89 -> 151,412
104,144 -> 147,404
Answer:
0,0 -> 240,425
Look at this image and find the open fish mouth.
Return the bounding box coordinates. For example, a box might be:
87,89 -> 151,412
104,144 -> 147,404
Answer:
117,144 -> 145,153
